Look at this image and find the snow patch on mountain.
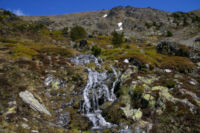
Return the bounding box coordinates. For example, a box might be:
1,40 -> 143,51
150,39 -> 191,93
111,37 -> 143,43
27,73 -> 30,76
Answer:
116,22 -> 123,31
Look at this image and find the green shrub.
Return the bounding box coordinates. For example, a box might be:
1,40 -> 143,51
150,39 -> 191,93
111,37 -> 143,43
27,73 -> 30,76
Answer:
70,26 -> 87,41
61,27 -> 68,36
91,45 -> 101,57
125,44 -> 130,49
3,10 -> 14,16
111,31 -> 124,47
166,30 -> 173,37
153,21 -> 157,26
145,22 -> 152,29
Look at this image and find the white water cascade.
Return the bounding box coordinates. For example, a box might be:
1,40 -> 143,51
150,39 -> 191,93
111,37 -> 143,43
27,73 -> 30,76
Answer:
70,54 -> 121,129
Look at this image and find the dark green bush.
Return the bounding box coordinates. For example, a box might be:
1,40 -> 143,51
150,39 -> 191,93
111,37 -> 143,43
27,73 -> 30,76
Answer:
125,44 -> 130,49
145,22 -> 152,29
70,26 -> 87,41
166,30 -> 173,37
91,45 -> 101,57
153,21 -> 157,26
3,10 -> 14,16
111,31 -> 124,47
61,27 -> 68,36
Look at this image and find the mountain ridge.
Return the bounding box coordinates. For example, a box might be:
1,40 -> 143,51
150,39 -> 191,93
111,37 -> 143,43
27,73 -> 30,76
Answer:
21,6 -> 200,47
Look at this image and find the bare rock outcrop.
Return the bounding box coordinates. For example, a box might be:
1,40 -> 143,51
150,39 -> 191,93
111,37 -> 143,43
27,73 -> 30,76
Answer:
19,90 -> 51,116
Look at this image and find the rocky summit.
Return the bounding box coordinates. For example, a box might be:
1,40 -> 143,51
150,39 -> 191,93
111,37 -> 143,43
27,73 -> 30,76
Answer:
0,6 -> 200,133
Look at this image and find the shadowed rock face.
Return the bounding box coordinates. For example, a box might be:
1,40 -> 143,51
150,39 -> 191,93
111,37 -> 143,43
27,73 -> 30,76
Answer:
156,41 -> 190,57
108,6 -> 169,21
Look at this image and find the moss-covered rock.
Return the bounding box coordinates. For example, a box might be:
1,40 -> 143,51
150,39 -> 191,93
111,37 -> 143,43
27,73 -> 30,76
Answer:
103,101 -> 125,125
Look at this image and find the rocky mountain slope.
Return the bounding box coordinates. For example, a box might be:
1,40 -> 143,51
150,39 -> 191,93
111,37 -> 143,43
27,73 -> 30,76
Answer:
191,9 -> 200,17
22,6 -> 200,47
0,6 -> 200,133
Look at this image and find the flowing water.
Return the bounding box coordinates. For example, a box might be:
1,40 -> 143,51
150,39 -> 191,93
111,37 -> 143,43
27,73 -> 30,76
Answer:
70,54 -> 121,129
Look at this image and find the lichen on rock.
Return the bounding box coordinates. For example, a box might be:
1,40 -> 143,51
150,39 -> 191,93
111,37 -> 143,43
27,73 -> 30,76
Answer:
121,104 -> 143,121
137,75 -> 158,85
152,86 -> 174,102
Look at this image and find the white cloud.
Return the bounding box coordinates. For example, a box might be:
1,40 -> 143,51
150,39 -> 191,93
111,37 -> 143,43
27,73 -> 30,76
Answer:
13,9 -> 26,16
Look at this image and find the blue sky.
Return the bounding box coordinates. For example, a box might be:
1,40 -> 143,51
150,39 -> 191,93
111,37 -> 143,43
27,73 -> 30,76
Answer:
0,0 -> 200,16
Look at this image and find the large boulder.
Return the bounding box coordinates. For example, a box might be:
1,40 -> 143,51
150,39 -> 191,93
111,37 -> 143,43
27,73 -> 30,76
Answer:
156,41 -> 190,57
19,90 -> 51,116
107,6 -> 124,18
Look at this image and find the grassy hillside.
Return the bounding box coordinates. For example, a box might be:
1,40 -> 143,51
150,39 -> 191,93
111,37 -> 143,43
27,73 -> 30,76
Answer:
0,9 -> 200,133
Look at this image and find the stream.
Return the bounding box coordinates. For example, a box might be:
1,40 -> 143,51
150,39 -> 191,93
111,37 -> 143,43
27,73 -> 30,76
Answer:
70,54 -> 121,129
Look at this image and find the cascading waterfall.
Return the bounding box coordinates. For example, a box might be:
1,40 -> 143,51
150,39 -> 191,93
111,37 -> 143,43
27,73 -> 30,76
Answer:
70,54 -> 121,129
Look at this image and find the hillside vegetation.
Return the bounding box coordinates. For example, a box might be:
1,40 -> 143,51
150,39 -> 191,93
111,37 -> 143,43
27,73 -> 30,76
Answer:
0,8 -> 200,133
